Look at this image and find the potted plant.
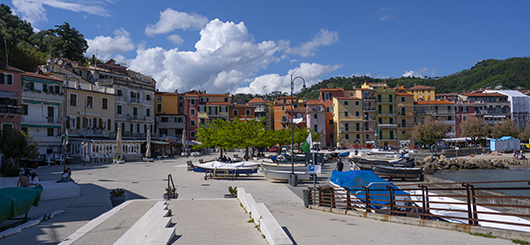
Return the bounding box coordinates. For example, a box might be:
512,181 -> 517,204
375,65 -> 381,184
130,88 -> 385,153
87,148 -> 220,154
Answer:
163,187 -> 178,200
224,186 -> 237,198
109,188 -> 126,207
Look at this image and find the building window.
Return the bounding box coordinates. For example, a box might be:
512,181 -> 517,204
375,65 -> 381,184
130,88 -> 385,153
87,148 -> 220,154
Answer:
345,134 -> 349,140
146,94 -> 151,101
281,106 -> 285,111
190,108 -> 196,115
47,128 -> 54,137
344,111 -> 348,117
0,73 -> 13,85
356,134 -> 360,139
146,108 -> 151,117
157,96 -> 161,102
344,101 -> 349,106
329,133 -> 333,139
356,111 -> 360,117
314,124 -> 318,132
22,105 -> 28,115
245,109 -> 251,116
313,114 -> 317,119
224,98 -> 228,102
190,99 -> 195,105
102,98 -> 108,110
117,105 -> 122,114
329,119 -> 333,125
86,96 -> 93,108
117,90 -> 123,96
157,104 -> 162,112
366,134 -> 370,139
190,131 -> 196,138
401,97 -> 406,102
463,116 -> 467,121
70,94 -> 77,106
233,109 -> 239,116
190,120 -> 196,127
161,117 -> 168,122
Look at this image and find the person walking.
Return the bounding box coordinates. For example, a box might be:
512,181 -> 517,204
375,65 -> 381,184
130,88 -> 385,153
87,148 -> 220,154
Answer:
335,158 -> 344,172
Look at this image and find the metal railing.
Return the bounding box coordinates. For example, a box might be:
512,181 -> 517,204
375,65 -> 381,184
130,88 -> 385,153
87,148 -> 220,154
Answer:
307,180 -> 530,231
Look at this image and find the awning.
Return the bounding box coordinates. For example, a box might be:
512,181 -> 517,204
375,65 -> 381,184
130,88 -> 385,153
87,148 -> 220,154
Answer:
21,124 -> 62,128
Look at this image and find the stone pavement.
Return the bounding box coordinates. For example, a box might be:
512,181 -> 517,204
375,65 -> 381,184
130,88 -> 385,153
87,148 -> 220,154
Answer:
0,152 -> 516,244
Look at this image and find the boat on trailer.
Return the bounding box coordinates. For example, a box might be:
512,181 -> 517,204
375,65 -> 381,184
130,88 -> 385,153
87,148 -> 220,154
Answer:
371,165 -> 424,181
193,161 -> 259,175
260,169 -> 313,182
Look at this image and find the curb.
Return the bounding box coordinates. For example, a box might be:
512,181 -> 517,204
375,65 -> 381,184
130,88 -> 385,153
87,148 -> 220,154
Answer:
309,205 -> 530,242
0,210 -> 65,239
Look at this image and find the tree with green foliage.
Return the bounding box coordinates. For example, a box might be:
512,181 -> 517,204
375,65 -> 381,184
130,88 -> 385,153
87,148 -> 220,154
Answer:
518,125 -> 530,142
490,119 -> 520,139
0,128 -> 39,176
40,22 -> 88,62
412,119 -> 450,146
460,117 -> 491,146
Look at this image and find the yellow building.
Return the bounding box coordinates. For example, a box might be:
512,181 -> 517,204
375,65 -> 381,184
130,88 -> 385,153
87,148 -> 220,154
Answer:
155,91 -> 186,139
373,85 -> 397,147
396,92 -> 414,147
408,85 -> 435,101
333,96 -> 363,148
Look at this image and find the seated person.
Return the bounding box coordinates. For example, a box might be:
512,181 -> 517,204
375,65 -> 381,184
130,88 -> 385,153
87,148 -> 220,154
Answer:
58,168 -> 76,183
17,170 -> 30,187
227,157 -> 232,163
271,155 -> 278,163
29,172 -> 39,187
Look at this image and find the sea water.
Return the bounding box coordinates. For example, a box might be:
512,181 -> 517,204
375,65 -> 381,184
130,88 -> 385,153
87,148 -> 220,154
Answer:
434,168 -> 530,196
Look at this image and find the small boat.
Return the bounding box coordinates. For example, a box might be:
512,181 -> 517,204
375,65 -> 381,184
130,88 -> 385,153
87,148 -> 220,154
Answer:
349,157 -> 415,170
259,161 -> 308,171
260,169 -> 313,182
0,185 -> 43,223
193,161 -> 259,175
329,170 -> 412,212
371,165 -> 423,180
409,190 -> 530,232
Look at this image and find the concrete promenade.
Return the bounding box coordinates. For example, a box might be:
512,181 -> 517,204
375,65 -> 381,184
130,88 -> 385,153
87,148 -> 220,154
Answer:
0,152 -> 517,244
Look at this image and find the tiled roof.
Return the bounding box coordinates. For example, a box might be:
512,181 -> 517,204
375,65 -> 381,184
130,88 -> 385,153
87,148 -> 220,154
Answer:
395,93 -> 414,96
409,85 -> 435,90
335,96 -> 361,100
247,97 -> 267,104
23,72 -> 62,82
415,100 -> 454,105
463,92 -> 507,97
321,88 -> 344,92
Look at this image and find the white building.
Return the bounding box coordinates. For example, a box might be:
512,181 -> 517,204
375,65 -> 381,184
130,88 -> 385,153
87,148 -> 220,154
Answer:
484,90 -> 530,129
21,72 -> 63,159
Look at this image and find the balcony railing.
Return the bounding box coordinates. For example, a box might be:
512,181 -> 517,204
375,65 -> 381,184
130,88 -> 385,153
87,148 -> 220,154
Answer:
363,107 -> 375,111
0,105 -> 22,114
445,120 -> 456,125
377,111 -> 395,115
397,112 -> 414,117
363,117 -> 375,121
363,96 -> 375,100
378,124 -> 397,128
398,123 -> 414,128
128,97 -> 141,103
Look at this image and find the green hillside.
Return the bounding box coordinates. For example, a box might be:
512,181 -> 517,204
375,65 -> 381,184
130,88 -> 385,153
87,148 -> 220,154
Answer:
296,57 -> 530,100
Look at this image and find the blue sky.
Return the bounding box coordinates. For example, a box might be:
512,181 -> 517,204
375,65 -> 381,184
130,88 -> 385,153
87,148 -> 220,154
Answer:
6,0 -> 530,94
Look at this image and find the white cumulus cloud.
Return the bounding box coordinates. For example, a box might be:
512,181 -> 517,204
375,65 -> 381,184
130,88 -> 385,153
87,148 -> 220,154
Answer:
126,19 -> 339,95
285,29 -> 339,57
86,28 -> 135,59
12,0 -> 112,25
145,8 -> 208,36
402,67 -> 436,78
167,34 -> 184,45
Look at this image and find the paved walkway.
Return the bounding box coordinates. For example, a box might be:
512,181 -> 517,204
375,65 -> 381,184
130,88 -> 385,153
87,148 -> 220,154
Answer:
0,152 -> 516,244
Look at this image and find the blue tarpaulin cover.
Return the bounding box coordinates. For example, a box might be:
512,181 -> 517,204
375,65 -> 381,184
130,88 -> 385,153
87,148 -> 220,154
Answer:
0,185 -> 43,224
330,170 -> 408,209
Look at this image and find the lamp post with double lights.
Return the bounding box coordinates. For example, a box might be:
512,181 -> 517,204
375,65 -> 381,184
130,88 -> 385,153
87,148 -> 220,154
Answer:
289,75 -> 306,186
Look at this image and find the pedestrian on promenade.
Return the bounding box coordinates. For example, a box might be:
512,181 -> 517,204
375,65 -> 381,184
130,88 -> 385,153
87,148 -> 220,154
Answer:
335,158 -> 344,172
17,169 -> 30,187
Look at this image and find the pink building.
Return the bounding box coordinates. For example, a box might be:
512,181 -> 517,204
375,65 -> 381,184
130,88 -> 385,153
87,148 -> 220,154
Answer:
0,65 -> 23,130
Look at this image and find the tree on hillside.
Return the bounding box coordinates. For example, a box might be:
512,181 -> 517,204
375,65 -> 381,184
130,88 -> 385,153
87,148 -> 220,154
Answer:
0,128 -> 39,176
491,119 -> 519,139
43,22 -> 88,62
412,119 -> 450,146
460,117 -> 491,146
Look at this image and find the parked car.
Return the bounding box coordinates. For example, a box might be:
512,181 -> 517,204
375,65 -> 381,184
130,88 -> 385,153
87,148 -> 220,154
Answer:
269,147 -> 278,152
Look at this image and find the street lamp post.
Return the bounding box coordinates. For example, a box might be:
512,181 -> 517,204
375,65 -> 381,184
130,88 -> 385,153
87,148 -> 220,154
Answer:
289,75 -> 306,186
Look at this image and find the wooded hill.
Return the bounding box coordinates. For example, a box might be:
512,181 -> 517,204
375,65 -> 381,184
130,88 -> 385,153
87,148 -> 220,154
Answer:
295,57 -> 530,100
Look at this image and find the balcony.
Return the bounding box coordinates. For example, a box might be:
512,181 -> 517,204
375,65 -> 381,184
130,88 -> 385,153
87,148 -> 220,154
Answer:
398,123 -> 414,129
157,121 -> 185,129
127,115 -> 149,121
376,98 -> 396,103
207,112 -> 219,117
378,124 -> 397,128
377,111 -> 395,116
397,112 -> 414,117
434,110 -> 453,116
444,120 -> 455,125
0,105 -> 22,115
363,107 -> 375,111
363,96 -> 375,101
128,97 -> 141,104
71,128 -> 108,137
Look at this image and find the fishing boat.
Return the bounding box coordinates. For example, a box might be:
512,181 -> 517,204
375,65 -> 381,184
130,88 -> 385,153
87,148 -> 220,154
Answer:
192,161 -> 259,175
329,170 -> 413,212
260,169 -> 313,182
371,165 -> 424,180
409,190 -> 530,232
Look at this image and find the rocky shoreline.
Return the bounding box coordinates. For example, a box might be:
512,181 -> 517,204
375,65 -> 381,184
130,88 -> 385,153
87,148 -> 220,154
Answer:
417,154 -> 527,174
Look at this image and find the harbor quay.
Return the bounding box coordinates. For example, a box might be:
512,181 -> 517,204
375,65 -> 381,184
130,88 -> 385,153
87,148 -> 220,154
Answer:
0,153 -> 520,245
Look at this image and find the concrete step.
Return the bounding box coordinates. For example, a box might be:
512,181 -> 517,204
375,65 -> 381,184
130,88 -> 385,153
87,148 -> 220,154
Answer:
148,228 -> 176,245
115,201 -> 174,245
